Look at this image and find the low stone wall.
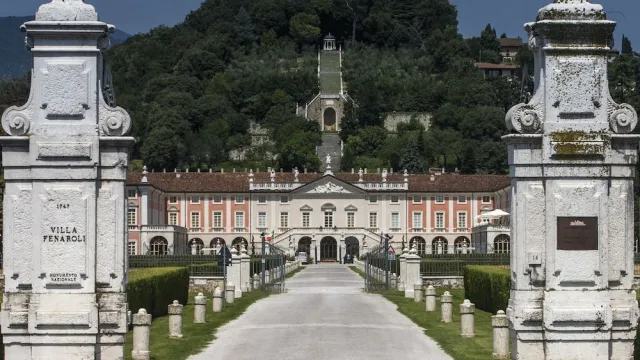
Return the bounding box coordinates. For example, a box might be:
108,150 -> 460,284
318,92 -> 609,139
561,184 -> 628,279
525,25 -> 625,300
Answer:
189,277 -> 225,293
422,276 -> 464,288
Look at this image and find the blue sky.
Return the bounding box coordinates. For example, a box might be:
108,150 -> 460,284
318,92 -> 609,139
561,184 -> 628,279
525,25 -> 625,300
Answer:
1,1 -> 638,47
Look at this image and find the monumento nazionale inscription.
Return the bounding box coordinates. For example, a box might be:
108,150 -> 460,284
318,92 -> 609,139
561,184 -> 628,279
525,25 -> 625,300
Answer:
557,216 -> 598,251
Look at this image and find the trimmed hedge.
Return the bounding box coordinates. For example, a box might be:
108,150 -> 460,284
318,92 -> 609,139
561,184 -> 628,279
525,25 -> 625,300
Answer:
127,267 -> 189,318
463,265 -> 510,314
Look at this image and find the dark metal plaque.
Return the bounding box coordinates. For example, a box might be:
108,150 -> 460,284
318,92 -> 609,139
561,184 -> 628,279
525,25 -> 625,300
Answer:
557,217 -> 598,251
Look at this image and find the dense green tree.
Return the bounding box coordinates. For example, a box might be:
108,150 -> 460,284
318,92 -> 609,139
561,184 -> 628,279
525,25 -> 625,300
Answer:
289,13 -> 321,46
622,35 -> 633,55
399,134 -> 425,173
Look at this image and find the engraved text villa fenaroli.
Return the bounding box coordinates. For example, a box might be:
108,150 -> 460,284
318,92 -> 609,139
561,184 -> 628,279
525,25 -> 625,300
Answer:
0,0 -> 134,358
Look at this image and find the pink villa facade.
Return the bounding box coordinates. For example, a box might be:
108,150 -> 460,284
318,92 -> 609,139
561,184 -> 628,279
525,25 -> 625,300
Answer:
126,169 -> 512,260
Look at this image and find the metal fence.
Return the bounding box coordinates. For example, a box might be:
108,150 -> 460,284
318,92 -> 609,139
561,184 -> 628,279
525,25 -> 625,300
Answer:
420,253 -> 510,276
362,244 -> 399,292
129,254 -> 225,277
261,243 -> 286,293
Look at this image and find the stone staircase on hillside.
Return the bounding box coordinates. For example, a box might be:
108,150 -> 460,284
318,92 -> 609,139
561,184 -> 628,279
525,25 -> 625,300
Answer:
317,133 -> 342,172
319,51 -> 341,94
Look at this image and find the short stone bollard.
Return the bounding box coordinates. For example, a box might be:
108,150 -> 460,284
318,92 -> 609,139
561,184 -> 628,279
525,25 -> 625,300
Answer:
194,293 -> 206,323
398,276 -> 405,292
168,300 -> 184,339
390,273 -> 397,289
212,287 -> 223,313
226,282 -> 236,304
492,310 -> 509,359
132,308 -> 152,360
413,281 -> 424,303
127,309 -> 133,328
253,273 -> 260,290
440,291 -> 453,323
425,285 -> 436,312
265,270 -> 271,284
460,299 -> 475,338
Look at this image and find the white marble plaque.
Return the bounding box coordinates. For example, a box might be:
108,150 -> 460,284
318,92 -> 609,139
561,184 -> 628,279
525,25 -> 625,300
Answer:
553,58 -> 600,116
41,60 -> 90,118
40,186 -> 88,288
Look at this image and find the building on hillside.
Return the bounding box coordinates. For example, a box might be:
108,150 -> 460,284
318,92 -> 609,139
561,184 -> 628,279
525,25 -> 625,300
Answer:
126,161 -> 512,261
499,37 -> 525,61
382,112 -> 432,134
475,62 -> 522,78
296,34 -> 350,171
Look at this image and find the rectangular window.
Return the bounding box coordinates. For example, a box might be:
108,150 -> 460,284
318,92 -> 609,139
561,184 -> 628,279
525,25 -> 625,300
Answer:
324,211 -> 334,228
347,212 -> 355,228
391,212 -> 399,229
128,241 -> 136,255
168,212 -> 178,226
482,196 -> 491,204
169,196 -> 178,204
258,195 -> 267,204
127,189 -> 137,198
235,196 -> 245,204
235,212 -> 244,228
435,195 -> 445,204
412,212 -> 423,229
280,212 -> 289,228
213,195 -> 222,204
191,212 -> 200,228
127,208 -> 137,226
190,196 -> 201,204
302,212 -> 310,227
369,196 -> 378,204
457,196 -> 468,204
458,212 -> 467,229
369,212 -> 378,228
435,212 -> 445,229
212,212 -> 222,228
258,212 -> 267,228
280,196 -> 289,204
390,195 -> 399,203
412,196 -> 422,204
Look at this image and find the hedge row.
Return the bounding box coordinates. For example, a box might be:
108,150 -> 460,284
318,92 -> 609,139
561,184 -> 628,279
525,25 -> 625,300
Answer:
463,265 -> 510,314
127,267 -> 189,318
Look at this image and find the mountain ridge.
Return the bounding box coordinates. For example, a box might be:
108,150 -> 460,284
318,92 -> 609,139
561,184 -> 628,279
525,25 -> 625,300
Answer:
0,16 -> 130,79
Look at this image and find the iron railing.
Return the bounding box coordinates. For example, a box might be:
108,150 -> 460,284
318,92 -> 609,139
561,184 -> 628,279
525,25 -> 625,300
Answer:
363,244 -> 399,292
420,254 -> 510,276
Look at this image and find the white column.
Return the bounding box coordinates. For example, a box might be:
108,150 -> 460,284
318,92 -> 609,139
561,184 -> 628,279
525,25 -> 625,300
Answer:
225,195 -> 231,231
204,194 -> 210,231
140,189 -> 149,226
448,194 -> 454,232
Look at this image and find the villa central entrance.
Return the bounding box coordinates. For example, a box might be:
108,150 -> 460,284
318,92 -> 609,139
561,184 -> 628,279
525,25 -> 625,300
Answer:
320,236 -> 337,262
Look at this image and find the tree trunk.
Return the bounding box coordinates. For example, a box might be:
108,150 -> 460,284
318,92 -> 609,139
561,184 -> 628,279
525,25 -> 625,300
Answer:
351,15 -> 357,43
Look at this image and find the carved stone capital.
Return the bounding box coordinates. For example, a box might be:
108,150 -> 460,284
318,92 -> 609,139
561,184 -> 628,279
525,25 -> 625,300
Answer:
99,98 -> 132,136
506,103 -> 543,134
608,99 -> 638,134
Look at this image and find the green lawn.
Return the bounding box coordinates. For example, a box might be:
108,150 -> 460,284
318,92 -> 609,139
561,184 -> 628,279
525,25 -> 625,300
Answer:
349,266 -> 496,360
124,290 -> 269,360
285,266 -> 304,279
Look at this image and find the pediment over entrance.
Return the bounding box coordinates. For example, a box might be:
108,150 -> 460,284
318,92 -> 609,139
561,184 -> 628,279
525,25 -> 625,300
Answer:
292,175 -> 366,195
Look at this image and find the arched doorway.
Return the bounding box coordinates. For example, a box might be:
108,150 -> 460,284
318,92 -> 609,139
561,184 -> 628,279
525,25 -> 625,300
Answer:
188,238 -> 204,254
323,108 -> 337,131
232,237 -> 248,253
320,236 -> 337,262
297,236 -> 312,255
454,236 -> 470,254
409,236 -> 426,255
345,236 -> 359,257
149,236 -> 168,255
432,236 -> 449,255
210,237 -> 225,248
494,235 -> 510,254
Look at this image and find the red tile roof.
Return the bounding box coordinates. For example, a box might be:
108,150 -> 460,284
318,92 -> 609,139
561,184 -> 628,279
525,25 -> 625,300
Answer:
500,38 -> 525,48
474,62 -> 520,70
128,172 -> 510,193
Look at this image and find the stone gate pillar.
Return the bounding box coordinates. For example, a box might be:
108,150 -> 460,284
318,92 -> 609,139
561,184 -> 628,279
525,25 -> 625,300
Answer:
0,1 -> 134,358
505,1 -> 639,359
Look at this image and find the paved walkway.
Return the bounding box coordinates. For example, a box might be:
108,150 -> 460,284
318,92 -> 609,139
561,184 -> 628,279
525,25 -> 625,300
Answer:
188,264 -> 452,360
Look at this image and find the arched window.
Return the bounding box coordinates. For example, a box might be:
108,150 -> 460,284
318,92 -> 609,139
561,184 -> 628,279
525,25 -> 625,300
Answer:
345,236 -> 360,257
323,108 -> 337,131
298,237 -> 312,255
150,237 -> 168,255
188,238 -> 204,255
210,237 -> 225,249
409,236 -> 426,255
454,236 -> 470,254
232,237 -> 248,253
431,236 -> 449,255
494,235 -> 510,254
